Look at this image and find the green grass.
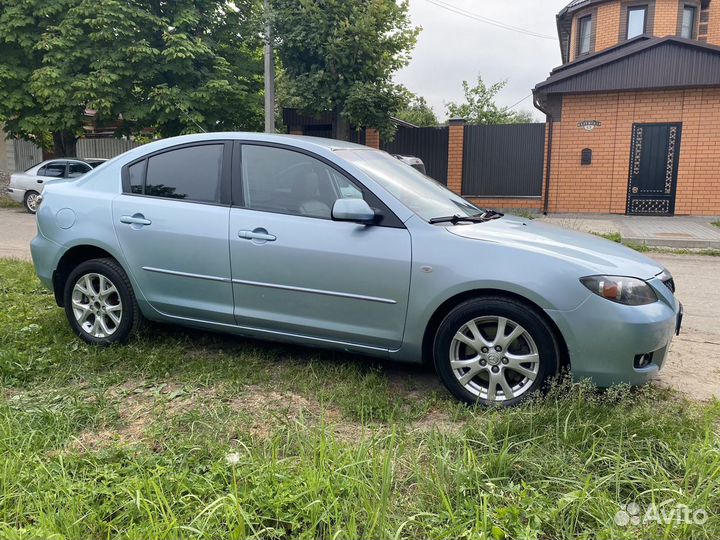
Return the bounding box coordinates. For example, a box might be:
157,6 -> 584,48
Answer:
0,195 -> 21,209
595,232 -> 720,256
509,209 -> 538,221
712,221 -> 720,229
1,258 -> 720,539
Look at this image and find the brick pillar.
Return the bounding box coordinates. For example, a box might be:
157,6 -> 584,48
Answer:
447,118 -> 466,195
365,128 -> 380,149
289,127 -> 303,135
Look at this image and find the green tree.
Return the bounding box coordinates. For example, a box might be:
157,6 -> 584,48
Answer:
270,0 -> 419,141
446,76 -> 533,125
511,110 -> 538,123
0,0 -> 264,157
395,94 -> 438,127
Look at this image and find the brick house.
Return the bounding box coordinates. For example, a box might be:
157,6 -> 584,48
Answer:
534,0 -> 720,215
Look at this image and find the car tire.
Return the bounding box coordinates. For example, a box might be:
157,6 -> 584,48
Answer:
433,296 -> 560,406
63,258 -> 142,345
23,190 -> 40,214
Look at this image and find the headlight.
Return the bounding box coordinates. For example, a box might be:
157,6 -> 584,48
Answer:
580,275 -> 658,306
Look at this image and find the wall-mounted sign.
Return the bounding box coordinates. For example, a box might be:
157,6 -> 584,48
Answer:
578,120 -> 602,131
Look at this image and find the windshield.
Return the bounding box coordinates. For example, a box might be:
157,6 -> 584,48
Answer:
335,149 -> 485,221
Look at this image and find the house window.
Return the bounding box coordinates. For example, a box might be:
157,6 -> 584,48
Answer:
577,15 -> 593,55
681,5 -> 697,38
627,6 -> 648,39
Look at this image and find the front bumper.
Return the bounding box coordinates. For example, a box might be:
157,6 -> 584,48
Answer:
546,278 -> 680,387
5,187 -> 25,204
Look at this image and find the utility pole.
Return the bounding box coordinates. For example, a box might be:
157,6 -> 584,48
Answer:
264,0 -> 275,133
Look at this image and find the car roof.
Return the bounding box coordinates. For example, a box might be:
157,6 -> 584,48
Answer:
40,158 -> 105,164
123,132 -> 370,156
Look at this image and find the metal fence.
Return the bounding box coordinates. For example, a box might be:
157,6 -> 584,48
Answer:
11,137 -> 143,171
462,123 -> 546,197
13,139 -> 43,171
77,138 -> 142,159
381,126 -> 449,184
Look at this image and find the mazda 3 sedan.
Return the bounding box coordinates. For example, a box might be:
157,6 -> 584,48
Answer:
30,133 -> 682,405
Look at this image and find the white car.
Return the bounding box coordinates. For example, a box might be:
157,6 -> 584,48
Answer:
6,158 -> 106,213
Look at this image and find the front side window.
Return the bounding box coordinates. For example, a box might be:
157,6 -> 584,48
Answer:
578,15 -> 593,55
38,162 -> 66,178
681,5 -> 697,38
241,145 -> 366,220
143,144 -> 223,202
627,6 -> 648,39
336,149 -> 483,222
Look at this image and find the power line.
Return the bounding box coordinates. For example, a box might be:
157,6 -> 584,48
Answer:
506,93 -> 533,110
424,0 -> 557,40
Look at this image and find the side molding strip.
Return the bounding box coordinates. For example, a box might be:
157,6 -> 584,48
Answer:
231,278 -> 397,305
142,266 -> 231,283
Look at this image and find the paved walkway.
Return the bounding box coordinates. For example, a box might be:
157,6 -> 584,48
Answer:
539,214 -> 720,248
0,205 -> 35,261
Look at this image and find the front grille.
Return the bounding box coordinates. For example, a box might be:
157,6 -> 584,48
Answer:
661,277 -> 676,294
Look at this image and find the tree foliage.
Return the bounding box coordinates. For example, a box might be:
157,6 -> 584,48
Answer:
395,94 -> 438,127
446,77 -> 534,125
0,0 -> 264,156
270,0 -> 419,140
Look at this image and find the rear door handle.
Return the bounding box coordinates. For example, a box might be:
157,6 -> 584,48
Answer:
120,214 -> 152,226
238,229 -> 276,242
37,180 -> 44,184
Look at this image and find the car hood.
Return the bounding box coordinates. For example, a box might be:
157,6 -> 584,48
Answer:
446,216 -> 663,280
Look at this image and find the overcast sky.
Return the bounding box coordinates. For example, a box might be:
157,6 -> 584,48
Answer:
394,0 -> 572,121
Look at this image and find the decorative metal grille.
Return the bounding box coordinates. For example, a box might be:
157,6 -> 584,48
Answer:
630,199 -> 670,214
665,127 -> 677,194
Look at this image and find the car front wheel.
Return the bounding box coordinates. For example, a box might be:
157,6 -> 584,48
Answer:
24,190 -> 41,214
63,258 -> 142,345
434,297 -> 560,406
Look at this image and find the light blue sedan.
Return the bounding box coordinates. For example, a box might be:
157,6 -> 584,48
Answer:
30,133 -> 682,405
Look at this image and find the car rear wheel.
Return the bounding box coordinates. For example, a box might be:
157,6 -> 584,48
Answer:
63,258 -> 142,345
24,190 -> 40,214
434,297 -> 560,406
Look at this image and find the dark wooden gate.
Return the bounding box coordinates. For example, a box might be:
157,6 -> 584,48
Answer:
626,123 -> 682,216
381,127 -> 449,184
462,124 -> 545,197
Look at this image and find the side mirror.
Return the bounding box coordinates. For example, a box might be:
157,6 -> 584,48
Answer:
332,198 -> 376,224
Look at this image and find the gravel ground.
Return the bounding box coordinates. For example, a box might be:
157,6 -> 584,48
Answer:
0,207 -> 717,401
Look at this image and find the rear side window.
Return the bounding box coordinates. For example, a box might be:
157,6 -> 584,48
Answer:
139,144 -> 223,202
128,161 -> 145,194
38,162 -> 66,178
68,162 -> 91,178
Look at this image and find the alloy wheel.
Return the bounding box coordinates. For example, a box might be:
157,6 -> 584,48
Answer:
449,315 -> 540,402
25,192 -> 40,212
71,273 -> 123,338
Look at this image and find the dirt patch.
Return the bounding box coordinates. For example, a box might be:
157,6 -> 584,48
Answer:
228,386 -> 354,440
69,380 -> 218,452
228,385 -> 463,442
410,409 -> 465,436
1,387 -> 23,401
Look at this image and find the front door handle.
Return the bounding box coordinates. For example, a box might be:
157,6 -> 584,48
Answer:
238,228 -> 276,242
120,214 -> 152,226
